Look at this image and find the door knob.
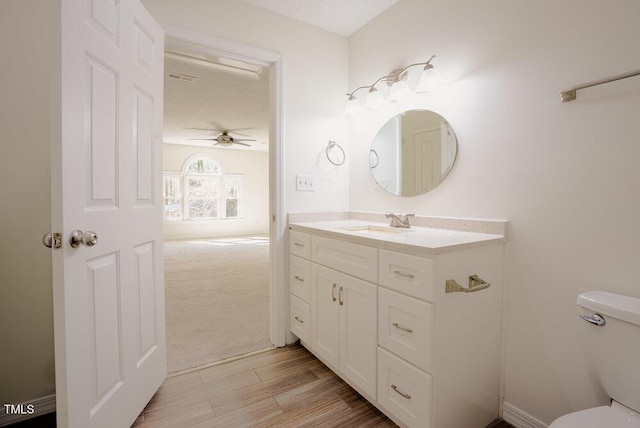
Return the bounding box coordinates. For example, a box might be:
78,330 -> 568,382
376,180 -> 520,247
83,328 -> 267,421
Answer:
43,232 -> 62,249
70,230 -> 98,248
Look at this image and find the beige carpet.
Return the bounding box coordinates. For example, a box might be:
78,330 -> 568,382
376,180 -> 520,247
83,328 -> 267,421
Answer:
164,236 -> 272,373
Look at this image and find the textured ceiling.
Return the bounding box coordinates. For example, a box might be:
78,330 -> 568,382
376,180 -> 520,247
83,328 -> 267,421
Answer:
243,0 -> 400,36
164,0 -> 400,151
163,57 -> 270,152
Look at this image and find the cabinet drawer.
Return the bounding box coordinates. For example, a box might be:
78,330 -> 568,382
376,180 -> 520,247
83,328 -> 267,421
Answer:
290,255 -> 310,303
290,294 -> 310,343
379,288 -> 433,373
378,347 -> 432,428
379,249 -> 435,302
290,230 -> 311,259
311,235 -> 378,283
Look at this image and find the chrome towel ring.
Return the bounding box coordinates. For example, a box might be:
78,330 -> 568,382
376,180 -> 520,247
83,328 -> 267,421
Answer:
326,140 -> 345,166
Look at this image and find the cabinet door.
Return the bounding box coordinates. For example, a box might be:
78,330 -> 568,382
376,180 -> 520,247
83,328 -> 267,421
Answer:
311,235 -> 378,283
378,347 -> 432,428
290,294 -> 311,343
339,274 -> 378,399
379,287 -> 433,373
290,255 -> 311,303
310,263 -> 340,368
290,230 -> 311,259
379,249 -> 436,302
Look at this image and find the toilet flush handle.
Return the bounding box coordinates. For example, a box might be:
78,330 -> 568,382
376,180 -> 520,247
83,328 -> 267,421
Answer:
579,313 -> 606,327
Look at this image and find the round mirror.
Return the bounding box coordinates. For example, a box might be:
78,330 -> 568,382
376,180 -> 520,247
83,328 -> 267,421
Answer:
370,109 -> 457,196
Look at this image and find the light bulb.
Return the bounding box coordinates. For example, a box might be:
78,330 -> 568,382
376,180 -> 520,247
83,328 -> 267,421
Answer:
364,87 -> 384,110
342,95 -> 362,116
415,64 -> 446,93
388,79 -> 414,102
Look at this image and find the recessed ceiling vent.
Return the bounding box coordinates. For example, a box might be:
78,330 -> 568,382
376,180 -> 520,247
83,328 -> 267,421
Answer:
167,73 -> 196,82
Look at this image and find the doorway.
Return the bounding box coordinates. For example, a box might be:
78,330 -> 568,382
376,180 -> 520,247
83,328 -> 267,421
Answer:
161,27 -> 285,373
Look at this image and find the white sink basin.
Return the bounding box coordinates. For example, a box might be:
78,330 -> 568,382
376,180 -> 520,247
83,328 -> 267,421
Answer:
336,225 -> 414,234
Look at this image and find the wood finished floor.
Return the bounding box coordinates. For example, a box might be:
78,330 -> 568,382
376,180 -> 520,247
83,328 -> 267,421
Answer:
131,343 -> 515,428
7,344 -> 515,427
132,343 -> 395,427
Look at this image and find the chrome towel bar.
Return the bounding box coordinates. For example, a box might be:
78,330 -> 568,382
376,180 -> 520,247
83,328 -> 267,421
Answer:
560,68 -> 640,102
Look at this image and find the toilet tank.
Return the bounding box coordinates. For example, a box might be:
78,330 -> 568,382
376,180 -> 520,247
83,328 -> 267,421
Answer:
577,291 -> 640,412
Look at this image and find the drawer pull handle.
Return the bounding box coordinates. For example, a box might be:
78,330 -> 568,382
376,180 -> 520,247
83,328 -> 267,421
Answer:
392,322 -> 413,333
391,384 -> 411,399
294,316 -> 304,324
393,270 -> 415,280
332,284 -> 337,302
294,242 -> 305,247
445,274 -> 491,293
294,275 -> 304,282
339,286 -> 344,305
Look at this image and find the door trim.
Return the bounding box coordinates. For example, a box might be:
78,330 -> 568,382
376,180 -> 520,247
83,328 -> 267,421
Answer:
162,25 -> 286,347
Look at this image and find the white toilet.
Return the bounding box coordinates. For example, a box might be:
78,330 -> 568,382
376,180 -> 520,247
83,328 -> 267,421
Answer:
550,291 -> 640,427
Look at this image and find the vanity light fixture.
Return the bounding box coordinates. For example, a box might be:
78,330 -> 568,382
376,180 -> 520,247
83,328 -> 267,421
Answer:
387,76 -> 414,102
343,94 -> 363,116
364,86 -> 384,110
343,55 -> 445,116
415,62 -> 446,93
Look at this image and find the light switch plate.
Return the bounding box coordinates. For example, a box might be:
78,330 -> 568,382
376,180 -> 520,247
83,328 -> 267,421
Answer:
296,174 -> 315,191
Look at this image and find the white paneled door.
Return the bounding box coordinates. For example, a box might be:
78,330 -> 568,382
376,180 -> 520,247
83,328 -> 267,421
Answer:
413,126 -> 441,194
51,1 -> 166,427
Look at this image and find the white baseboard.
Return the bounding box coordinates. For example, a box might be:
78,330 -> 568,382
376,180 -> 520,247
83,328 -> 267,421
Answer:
503,401 -> 548,428
0,394 -> 56,427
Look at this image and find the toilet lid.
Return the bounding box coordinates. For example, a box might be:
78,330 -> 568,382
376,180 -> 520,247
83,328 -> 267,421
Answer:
550,406 -> 640,428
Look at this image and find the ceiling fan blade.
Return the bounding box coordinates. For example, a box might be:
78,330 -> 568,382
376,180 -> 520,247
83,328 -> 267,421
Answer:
184,127 -> 223,132
189,138 -> 219,141
234,141 -> 251,147
232,138 -> 256,142
226,127 -> 258,137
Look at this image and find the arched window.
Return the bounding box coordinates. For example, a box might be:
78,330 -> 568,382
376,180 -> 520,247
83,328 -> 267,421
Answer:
185,156 -> 222,175
163,154 -> 243,221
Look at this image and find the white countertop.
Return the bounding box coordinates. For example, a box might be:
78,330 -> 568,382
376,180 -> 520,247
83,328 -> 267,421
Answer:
289,218 -> 506,256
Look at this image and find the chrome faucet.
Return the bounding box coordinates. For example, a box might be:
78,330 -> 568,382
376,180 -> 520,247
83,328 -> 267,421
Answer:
385,213 -> 415,228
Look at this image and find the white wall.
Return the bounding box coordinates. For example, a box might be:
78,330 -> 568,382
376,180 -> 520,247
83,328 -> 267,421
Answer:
0,0 -> 56,405
349,0 -> 640,424
141,0 -> 351,214
163,144 -> 269,240
7,1 -> 636,421
0,0 -> 349,408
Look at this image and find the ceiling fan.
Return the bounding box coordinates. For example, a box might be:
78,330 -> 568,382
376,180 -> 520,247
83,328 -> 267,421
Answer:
189,130 -> 256,147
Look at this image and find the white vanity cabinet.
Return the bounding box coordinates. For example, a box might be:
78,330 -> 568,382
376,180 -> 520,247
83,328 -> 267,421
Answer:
288,221 -> 505,428
310,263 -> 378,399
308,235 -> 378,398
377,245 -> 504,428
288,230 -> 312,343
